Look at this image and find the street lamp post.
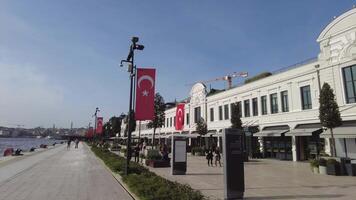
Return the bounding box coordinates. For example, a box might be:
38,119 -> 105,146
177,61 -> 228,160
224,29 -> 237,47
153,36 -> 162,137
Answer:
93,107 -> 100,140
120,36 -> 144,175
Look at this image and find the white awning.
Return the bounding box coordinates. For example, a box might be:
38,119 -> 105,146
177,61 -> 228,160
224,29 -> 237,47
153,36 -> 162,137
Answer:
202,131 -> 217,137
321,127 -> 356,138
285,128 -> 322,137
253,125 -> 289,137
253,130 -> 289,137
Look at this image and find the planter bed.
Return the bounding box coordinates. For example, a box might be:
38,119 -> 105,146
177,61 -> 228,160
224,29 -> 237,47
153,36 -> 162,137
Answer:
145,159 -> 171,168
90,145 -> 204,200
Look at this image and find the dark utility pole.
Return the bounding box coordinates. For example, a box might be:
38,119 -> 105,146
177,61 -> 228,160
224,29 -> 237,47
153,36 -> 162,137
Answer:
121,37 -> 144,175
93,107 -> 100,139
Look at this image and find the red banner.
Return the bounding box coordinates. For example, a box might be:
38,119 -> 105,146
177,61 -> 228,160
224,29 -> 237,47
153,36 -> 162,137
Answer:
175,103 -> 185,130
135,68 -> 156,120
96,117 -> 103,134
86,127 -> 94,138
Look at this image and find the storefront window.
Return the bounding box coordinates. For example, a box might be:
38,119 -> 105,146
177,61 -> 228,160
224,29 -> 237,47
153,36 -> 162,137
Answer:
210,108 -> 214,122
261,96 -> 267,115
343,65 -> 356,103
281,90 -> 289,112
244,99 -> 250,117
301,85 -> 312,110
194,106 -> 201,123
252,98 -> 258,116
224,104 -> 229,120
270,93 -> 278,114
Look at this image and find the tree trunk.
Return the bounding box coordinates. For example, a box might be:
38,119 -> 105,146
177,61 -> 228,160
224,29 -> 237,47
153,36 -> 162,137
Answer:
330,128 -> 337,157
152,128 -> 156,149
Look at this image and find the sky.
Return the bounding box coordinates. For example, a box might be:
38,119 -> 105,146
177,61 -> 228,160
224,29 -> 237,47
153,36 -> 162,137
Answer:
0,0 -> 355,128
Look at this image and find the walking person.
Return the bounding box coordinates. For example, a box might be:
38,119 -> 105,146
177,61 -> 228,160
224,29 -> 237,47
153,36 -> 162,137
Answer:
206,148 -> 213,166
134,144 -> 140,163
67,139 -> 71,149
74,139 -> 79,149
214,147 -> 222,167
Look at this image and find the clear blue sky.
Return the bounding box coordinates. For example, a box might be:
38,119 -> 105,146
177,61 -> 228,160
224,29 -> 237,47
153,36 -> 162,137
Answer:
0,0 -> 355,128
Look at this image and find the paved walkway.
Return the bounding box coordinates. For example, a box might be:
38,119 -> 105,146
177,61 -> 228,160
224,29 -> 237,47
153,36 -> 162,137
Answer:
0,143 -> 132,200
147,156 -> 356,200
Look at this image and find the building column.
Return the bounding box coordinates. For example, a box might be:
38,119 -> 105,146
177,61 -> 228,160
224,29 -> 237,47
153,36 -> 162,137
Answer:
258,137 -> 264,156
217,136 -> 220,148
292,136 -> 297,162
324,138 -> 332,156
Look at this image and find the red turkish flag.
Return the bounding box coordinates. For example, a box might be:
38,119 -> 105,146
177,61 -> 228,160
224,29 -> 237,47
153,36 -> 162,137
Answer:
86,127 -> 94,138
96,117 -> 103,134
135,68 -> 156,120
175,103 -> 185,130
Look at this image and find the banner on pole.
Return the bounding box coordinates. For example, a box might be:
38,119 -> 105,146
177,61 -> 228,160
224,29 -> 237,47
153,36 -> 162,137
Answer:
175,103 -> 185,130
135,68 -> 156,120
96,117 -> 103,134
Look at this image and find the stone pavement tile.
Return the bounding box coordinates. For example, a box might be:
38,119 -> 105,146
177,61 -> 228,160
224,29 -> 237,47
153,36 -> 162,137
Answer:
146,156 -> 356,200
0,143 -> 133,200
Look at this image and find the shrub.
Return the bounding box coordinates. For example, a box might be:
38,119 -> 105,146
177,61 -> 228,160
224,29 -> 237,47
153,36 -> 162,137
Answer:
102,142 -> 110,149
147,149 -> 162,160
327,159 -> 338,165
310,159 -> 319,168
191,147 -> 205,156
319,158 -> 327,166
90,145 -> 205,200
120,148 -> 127,154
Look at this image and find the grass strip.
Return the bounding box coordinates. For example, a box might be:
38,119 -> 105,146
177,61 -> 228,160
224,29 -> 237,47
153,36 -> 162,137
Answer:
91,145 -> 206,200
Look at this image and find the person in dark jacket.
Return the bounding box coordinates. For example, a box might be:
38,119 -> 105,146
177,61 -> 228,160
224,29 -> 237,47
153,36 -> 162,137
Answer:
206,149 -> 213,166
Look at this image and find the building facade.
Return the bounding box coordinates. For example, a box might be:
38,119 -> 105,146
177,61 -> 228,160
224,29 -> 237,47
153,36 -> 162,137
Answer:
128,8 -> 356,161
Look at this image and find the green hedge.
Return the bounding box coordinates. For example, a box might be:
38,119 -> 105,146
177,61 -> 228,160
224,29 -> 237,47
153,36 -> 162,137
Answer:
191,147 -> 205,156
91,146 -> 205,200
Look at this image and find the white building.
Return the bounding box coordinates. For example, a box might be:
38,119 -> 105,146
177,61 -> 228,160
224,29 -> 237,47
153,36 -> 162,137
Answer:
128,7 -> 356,161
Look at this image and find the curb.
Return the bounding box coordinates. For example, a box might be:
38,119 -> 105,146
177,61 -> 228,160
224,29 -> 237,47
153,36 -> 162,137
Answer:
87,144 -> 140,200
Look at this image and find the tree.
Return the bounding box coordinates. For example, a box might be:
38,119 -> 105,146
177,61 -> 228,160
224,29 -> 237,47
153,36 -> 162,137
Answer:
319,82 -> 342,157
147,93 -> 166,148
196,118 -> 207,147
231,102 -> 243,129
109,116 -> 123,137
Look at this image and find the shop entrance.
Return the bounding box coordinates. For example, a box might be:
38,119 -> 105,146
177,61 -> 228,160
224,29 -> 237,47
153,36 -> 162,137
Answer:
263,136 -> 292,160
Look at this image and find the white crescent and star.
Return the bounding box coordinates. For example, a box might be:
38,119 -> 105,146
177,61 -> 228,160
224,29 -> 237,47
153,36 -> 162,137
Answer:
138,75 -> 154,89
138,75 -> 154,97
177,108 -> 183,121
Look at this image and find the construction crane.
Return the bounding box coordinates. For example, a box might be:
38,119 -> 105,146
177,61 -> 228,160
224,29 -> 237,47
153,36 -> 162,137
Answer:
8,124 -> 25,128
187,72 -> 248,89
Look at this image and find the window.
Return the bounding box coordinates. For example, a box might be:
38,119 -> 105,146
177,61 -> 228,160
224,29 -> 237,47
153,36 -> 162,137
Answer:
166,118 -> 168,127
252,98 -> 258,116
281,91 -> 289,112
230,103 -> 234,118
174,116 -> 176,126
170,117 -> 172,127
244,99 -> 250,117
261,96 -> 267,115
224,104 -> 229,120
219,106 -> 223,120
301,85 -> 312,110
343,65 -> 356,103
194,107 -> 201,123
210,108 -> 214,122
186,113 -> 190,125
270,93 -> 278,114
237,101 -> 242,117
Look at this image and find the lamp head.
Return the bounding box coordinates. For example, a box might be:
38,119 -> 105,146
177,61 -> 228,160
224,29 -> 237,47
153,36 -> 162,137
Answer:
131,36 -> 139,43
134,44 -> 145,50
